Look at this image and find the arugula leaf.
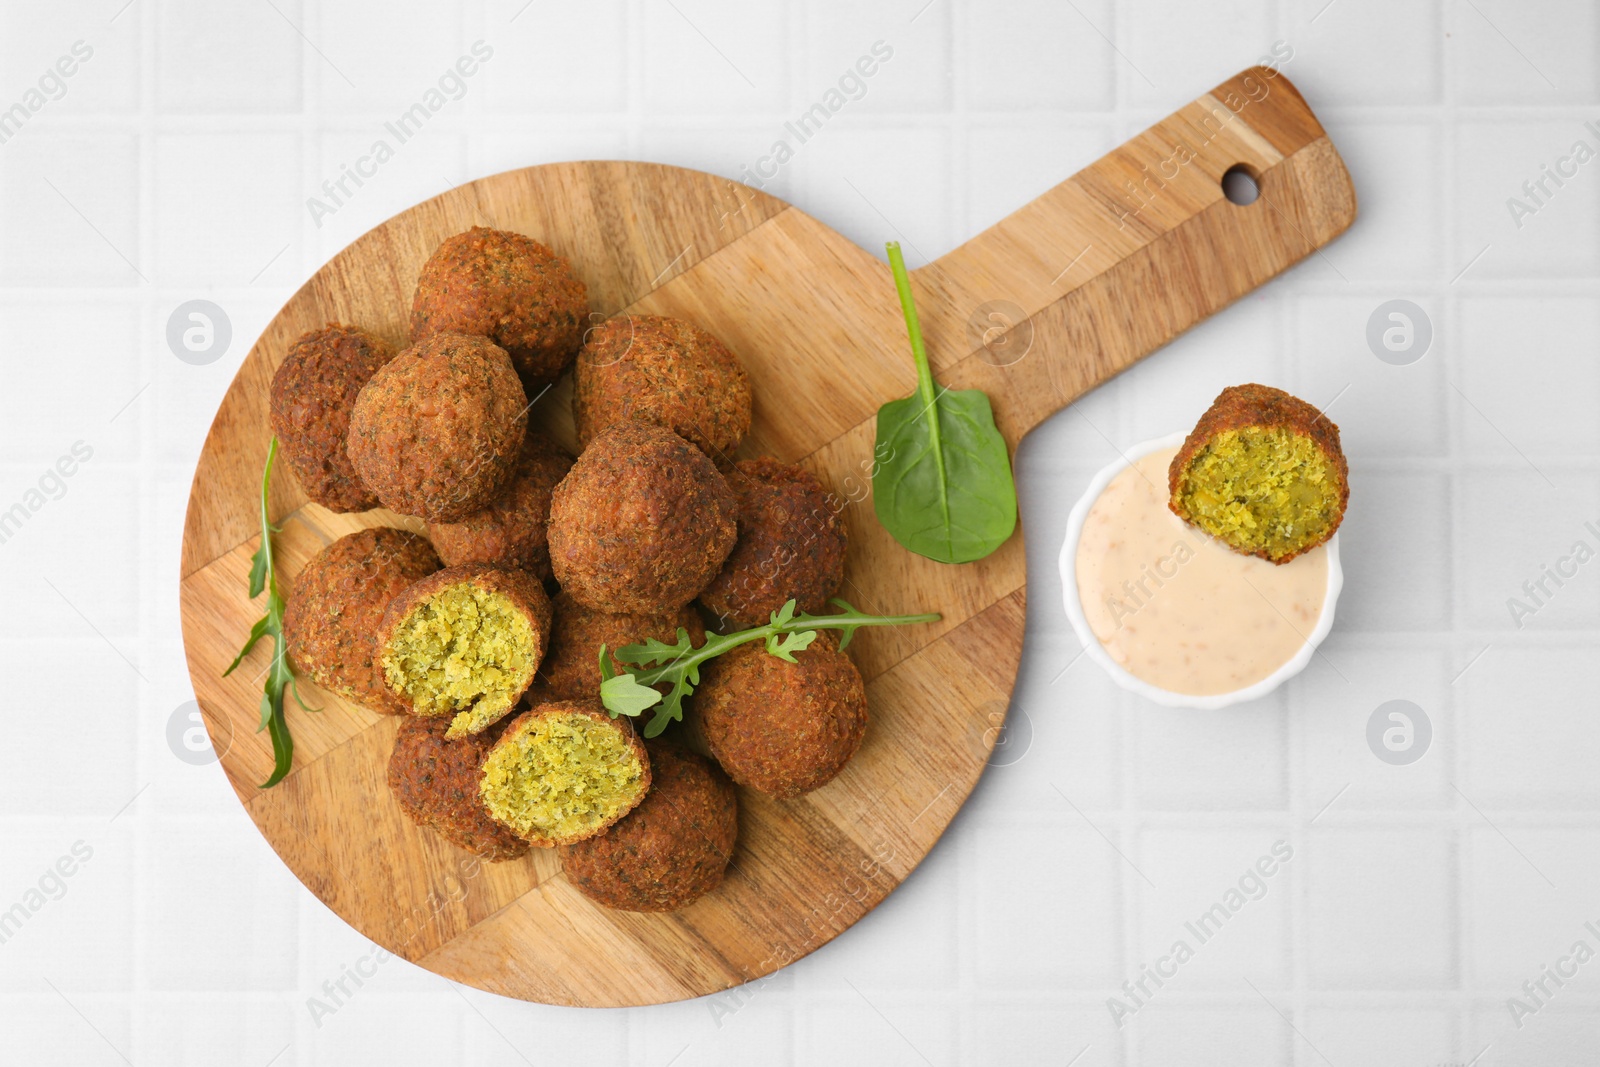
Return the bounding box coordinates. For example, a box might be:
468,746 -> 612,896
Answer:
599,598 -> 940,738
872,241 -> 1018,564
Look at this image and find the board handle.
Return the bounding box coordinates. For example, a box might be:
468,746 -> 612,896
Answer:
908,67 -> 1356,445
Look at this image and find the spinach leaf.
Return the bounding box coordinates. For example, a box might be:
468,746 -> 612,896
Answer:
872,242 -> 1018,564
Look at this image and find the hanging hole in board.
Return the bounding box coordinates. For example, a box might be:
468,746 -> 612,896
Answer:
1222,164 -> 1260,206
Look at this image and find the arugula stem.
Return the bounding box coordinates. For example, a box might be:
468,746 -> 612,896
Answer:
885,242 -> 953,551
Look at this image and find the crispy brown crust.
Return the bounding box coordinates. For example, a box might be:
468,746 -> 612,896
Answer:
572,315 -> 752,460
387,717 -> 530,862
539,591 -> 706,702
548,421 -> 738,614
482,700 -> 652,847
426,430 -> 573,580
698,457 -> 848,629
1167,383 -> 1350,564
695,635 -> 867,798
346,331 -> 527,522
268,323 -> 396,512
373,562 -> 553,729
410,226 -> 589,391
284,528 -> 441,713
559,741 -> 737,912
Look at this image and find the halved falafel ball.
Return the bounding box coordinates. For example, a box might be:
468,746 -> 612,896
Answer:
427,430 -> 573,580
268,323 -> 396,512
695,634 -> 867,799
548,421 -> 737,614
346,331 -> 527,523
560,741 -> 737,912
699,457 -> 848,630
411,226 -> 589,391
479,700 -> 651,847
376,563 -> 552,739
539,591 -> 706,701
1168,383 -> 1349,564
284,528 -> 440,713
388,717 -> 529,862
572,315 -> 752,460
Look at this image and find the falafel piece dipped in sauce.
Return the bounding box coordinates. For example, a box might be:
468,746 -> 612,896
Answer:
410,226 -> 589,392
695,632 -> 867,799
1168,383 -> 1349,564
268,323 -> 396,512
346,331 -> 527,523
560,741 -> 737,912
427,429 -> 572,580
284,528 -> 440,713
375,563 -> 552,739
387,717 -> 529,862
479,700 -> 651,847
699,457 -> 847,630
547,421 -> 737,614
572,314 -> 753,461
539,592 -> 706,702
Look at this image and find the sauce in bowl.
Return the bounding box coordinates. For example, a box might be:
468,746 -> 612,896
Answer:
1073,445 -> 1329,697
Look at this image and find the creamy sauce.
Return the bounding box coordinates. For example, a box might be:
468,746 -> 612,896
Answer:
1075,446 -> 1328,696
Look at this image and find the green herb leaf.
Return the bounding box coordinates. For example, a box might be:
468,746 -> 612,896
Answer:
606,598 -> 941,737
599,671 -> 665,717
872,242 -> 1018,564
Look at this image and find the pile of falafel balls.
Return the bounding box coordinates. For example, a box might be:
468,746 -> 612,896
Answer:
269,226 -> 858,914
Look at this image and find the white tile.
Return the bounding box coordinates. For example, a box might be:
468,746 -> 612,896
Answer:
1334,472 -> 1452,632
1456,472 -> 1600,631
4,992 -> 132,1064
806,1 -> 950,113
1290,0 -> 1441,105
1464,827 -> 1600,989
0,829 -> 133,993
155,134 -> 302,288
1306,828 -> 1457,988
804,125 -> 952,267
802,999 -> 955,1067
1287,295 -> 1447,458
1472,1004 -> 1600,1066
1131,702 -> 1288,810
968,1003 -> 1117,1067
1130,1005 -> 1289,1066
1298,644 -> 1453,810
0,5 -> 140,115
1449,0 -> 1599,104
305,993 -> 466,1064
638,994 -> 796,1067
1300,1008 -> 1458,1067
139,995 -> 297,1067
157,0 -> 303,112
306,131 -> 467,262
1121,0 -> 1276,108
0,300 -> 143,461
961,0 -> 1114,110
971,819 -> 1122,988
642,0 -> 789,114
1313,121 -> 1442,280
1459,297 -> 1600,457
966,121 -> 1116,239
483,1 -> 629,112
1136,830 -> 1295,988
636,123 -> 806,206
314,2 -> 465,113
1455,122 -> 1600,279
1459,646 -> 1600,808
0,134 -> 141,286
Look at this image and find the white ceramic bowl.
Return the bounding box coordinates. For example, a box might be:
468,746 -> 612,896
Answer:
1059,432 -> 1343,710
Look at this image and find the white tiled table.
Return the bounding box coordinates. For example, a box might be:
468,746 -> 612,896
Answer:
2,1 -> 1596,1064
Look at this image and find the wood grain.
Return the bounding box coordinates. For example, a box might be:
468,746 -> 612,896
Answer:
179,67 -> 1355,1006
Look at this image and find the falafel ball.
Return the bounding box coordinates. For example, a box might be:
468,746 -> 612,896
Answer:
695,634 -> 867,798
699,457 -> 848,629
479,700 -> 651,847
346,331 -> 527,523
375,563 -> 552,739
284,528 -> 441,713
1169,383 -> 1349,564
572,315 -> 752,460
560,741 -> 737,912
388,717 -> 529,862
427,429 -> 573,580
539,591 -> 707,701
548,421 -> 737,614
410,226 -> 589,391
268,323 -> 396,512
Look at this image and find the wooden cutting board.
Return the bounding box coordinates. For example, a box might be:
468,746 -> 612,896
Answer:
179,67 -> 1354,1007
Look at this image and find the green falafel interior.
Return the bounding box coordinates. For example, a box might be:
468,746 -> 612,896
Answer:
480,709 -> 647,843
1171,427 -> 1341,563
382,584 -> 538,738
